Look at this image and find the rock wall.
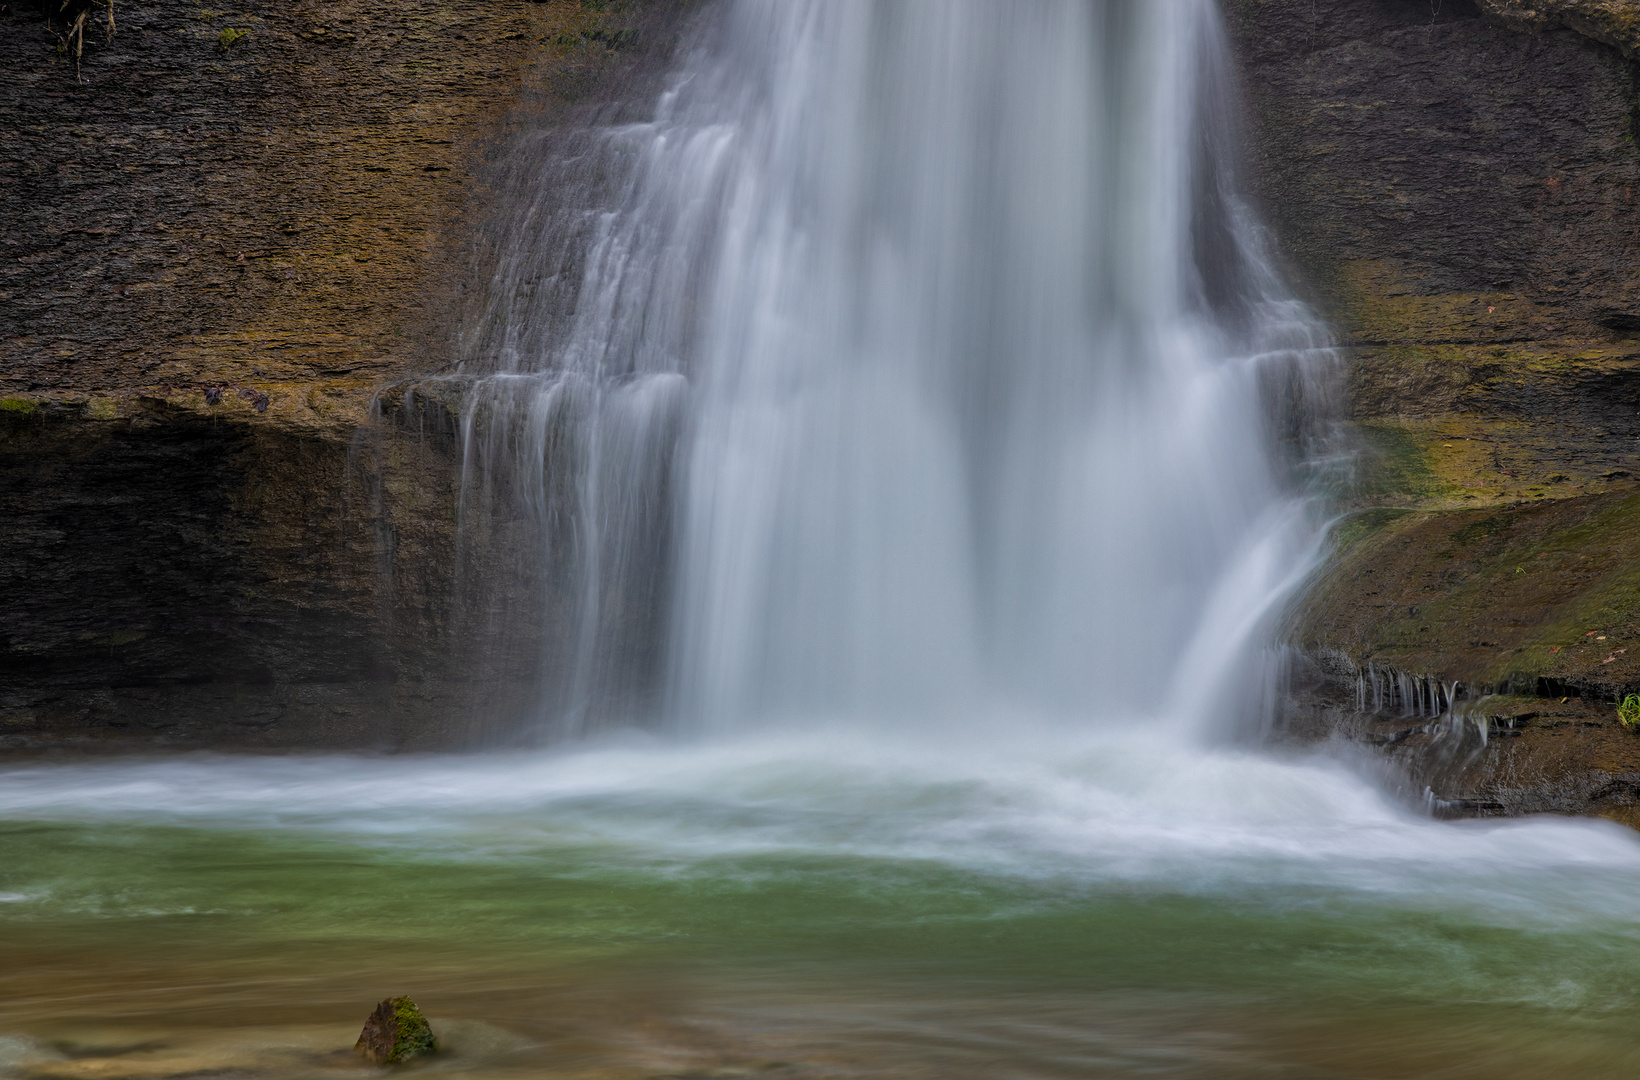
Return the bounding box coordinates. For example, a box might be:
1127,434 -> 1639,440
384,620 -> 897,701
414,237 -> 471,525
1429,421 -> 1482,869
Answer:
0,0 -> 677,749
10,0 -> 1640,787
1224,0 -> 1640,820
1481,0 -> 1640,59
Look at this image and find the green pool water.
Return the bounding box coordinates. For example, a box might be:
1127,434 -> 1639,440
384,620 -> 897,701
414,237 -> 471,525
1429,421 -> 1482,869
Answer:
3,732 -> 1639,1079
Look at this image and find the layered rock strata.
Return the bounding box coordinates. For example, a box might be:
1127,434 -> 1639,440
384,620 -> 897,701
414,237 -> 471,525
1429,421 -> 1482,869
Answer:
1226,0 -> 1640,820
0,0 -> 670,748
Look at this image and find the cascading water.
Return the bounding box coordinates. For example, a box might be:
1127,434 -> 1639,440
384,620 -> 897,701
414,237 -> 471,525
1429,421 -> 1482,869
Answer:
10,4 -> 1640,1076
449,0 -> 1335,740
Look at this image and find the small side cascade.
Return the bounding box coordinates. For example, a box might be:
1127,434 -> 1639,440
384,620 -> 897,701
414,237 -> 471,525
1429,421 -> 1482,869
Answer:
1355,664 -> 1464,720
1338,660 -> 1519,816
1351,660 -> 1514,770
1432,699 -> 1491,749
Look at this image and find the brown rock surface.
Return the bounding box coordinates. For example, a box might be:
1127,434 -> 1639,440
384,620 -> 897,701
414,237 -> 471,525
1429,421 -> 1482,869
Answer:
0,0 -> 674,748
1225,0 -> 1640,817
0,0 -> 676,400
1478,0 -> 1640,59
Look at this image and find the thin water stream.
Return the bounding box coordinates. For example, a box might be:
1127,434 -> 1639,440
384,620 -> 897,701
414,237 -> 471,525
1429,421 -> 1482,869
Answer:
7,1 -> 1640,1076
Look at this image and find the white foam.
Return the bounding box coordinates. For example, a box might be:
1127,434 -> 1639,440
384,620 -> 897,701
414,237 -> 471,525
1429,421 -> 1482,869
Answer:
3,727 -> 1637,929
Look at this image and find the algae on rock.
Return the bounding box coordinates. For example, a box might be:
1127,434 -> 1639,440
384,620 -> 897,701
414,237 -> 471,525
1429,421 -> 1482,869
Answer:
356,996 -> 437,1065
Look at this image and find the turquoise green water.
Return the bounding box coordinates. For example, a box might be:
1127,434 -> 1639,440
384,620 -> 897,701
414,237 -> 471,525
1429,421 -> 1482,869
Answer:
4,732 -> 1640,1078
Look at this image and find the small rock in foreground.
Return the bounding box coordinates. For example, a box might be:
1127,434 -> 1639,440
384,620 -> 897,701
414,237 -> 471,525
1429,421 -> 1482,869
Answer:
356,996 -> 437,1065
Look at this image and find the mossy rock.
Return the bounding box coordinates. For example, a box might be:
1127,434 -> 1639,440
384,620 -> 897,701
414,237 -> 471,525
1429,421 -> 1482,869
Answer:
355,996 -> 437,1065
1296,486 -> 1640,694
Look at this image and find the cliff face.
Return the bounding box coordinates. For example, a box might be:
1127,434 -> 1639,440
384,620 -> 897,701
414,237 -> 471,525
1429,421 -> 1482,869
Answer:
0,0 -> 672,749
10,0 -> 1640,786
6,0 -> 528,399
1224,0 -> 1640,820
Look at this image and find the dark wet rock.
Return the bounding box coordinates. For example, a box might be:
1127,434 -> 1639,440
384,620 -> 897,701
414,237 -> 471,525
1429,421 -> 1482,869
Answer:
0,0 -> 686,750
356,997 -> 437,1066
1478,0 -> 1640,59
0,390 -> 572,751
1280,492 -> 1640,824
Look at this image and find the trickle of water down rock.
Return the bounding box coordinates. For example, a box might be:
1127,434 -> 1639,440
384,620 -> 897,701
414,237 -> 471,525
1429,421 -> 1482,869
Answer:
442,0 -> 1338,741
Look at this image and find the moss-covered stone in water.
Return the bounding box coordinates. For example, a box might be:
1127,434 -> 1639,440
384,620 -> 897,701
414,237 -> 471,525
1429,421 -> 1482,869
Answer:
355,996 -> 436,1065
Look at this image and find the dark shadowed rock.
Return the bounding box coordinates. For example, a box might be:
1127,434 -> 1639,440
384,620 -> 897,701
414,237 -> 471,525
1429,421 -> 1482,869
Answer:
0,0 -> 690,751
1478,0 -> 1640,59
356,996 -> 437,1066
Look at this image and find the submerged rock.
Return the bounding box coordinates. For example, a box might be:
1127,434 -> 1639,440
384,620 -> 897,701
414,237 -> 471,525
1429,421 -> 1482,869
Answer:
356,997 -> 437,1065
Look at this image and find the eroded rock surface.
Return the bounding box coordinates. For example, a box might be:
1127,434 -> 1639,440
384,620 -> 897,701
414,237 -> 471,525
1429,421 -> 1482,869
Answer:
1479,0 -> 1640,59
1226,0 -> 1640,818
0,0 -> 676,749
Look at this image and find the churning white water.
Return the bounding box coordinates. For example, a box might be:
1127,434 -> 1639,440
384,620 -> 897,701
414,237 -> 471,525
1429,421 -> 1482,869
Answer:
5,731 -> 1640,934
450,0 -> 1333,739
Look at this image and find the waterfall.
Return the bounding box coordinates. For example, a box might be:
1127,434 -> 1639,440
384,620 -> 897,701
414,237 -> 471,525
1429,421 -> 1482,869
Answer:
445,0 -> 1336,740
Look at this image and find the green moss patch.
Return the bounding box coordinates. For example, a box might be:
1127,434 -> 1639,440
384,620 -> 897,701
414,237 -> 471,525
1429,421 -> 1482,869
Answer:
1297,488 -> 1640,696
1329,507 -> 1413,551
355,995 -> 436,1065
1354,424 -> 1440,504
